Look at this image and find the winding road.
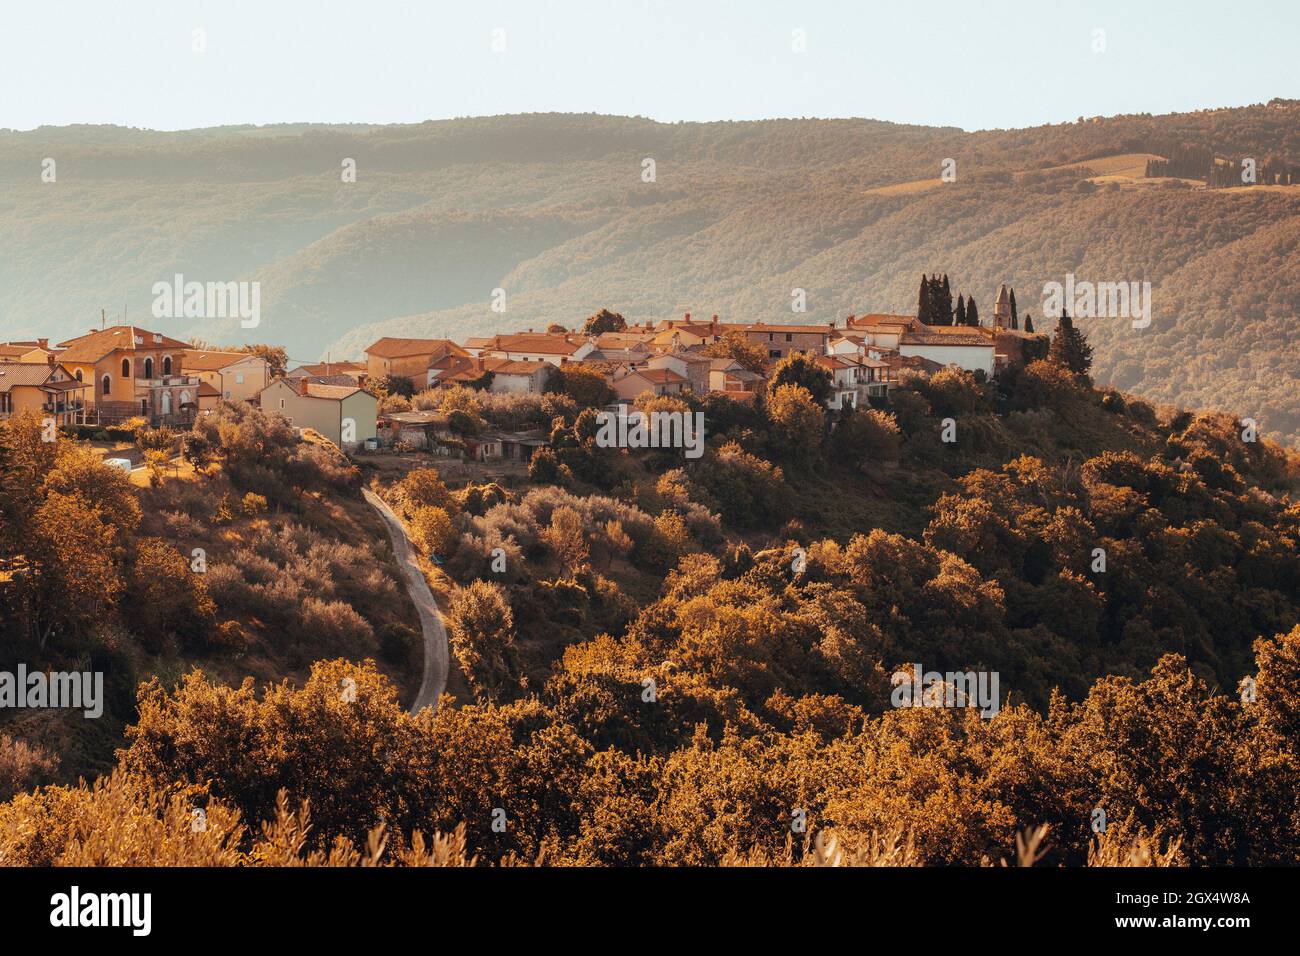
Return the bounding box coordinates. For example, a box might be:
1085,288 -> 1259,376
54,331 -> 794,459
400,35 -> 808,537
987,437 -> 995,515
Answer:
363,489 -> 448,713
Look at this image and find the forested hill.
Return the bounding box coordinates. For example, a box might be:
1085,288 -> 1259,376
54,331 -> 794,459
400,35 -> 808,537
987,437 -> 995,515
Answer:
2,103 -> 1298,439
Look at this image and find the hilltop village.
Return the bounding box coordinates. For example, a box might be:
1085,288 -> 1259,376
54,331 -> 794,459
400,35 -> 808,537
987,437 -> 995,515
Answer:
1,282 -> 1047,468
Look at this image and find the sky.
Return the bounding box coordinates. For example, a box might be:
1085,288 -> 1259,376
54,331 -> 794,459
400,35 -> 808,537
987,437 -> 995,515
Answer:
2,0 -> 1296,132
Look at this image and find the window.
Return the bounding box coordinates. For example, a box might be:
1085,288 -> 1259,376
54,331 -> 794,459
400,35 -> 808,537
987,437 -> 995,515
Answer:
122,358 -> 131,378
143,357 -> 153,379
74,369 -> 82,382
235,372 -> 244,384
101,375 -> 111,396
163,356 -> 172,376
785,333 -> 792,342
280,399 -> 285,409
225,391 -> 231,399
768,350 -> 781,359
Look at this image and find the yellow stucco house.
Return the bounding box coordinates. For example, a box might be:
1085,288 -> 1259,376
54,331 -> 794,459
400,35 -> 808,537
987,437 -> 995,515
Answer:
0,362 -> 91,425
55,325 -> 201,425
260,378 -> 378,450
181,349 -> 270,403
364,337 -> 468,381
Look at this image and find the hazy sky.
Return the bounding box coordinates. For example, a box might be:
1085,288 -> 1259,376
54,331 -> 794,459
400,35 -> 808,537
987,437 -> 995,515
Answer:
3,0 -> 1296,131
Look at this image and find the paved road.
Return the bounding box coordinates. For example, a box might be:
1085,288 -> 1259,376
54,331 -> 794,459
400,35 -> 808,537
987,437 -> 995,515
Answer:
363,489 -> 448,713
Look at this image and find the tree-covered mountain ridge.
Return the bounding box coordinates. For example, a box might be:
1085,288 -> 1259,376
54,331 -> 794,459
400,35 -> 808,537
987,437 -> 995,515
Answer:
2,103 -> 1297,439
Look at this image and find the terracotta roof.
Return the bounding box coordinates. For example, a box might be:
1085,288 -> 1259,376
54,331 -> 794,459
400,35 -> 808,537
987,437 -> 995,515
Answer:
847,313 -> 917,329
635,368 -> 688,384
653,322 -> 715,337
494,360 -> 551,375
901,328 -> 993,347
0,363 -> 72,391
181,349 -> 252,371
293,373 -> 365,388
197,381 -> 221,397
56,326 -> 190,363
429,356 -> 510,383
744,322 -> 832,334
303,382 -> 366,400
485,333 -> 585,355
365,337 -> 468,359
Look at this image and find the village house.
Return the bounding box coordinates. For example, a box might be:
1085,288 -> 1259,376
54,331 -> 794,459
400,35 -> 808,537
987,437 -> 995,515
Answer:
377,410 -> 453,451
845,313 -> 995,377
583,334 -> 653,365
707,357 -> 764,399
898,325 -> 996,377
478,332 -> 594,367
0,362 -> 90,426
489,360 -> 553,395
182,349 -> 270,403
742,321 -> 832,359
365,337 -> 468,381
814,356 -> 860,410
55,325 -> 202,425
0,340 -> 56,364
259,378 -> 378,450
609,366 -> 688,402
648,314 -> 720,350
646,350 -> 713,394
427,355 -> 506,389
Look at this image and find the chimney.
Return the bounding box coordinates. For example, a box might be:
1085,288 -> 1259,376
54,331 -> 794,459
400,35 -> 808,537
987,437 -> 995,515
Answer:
711,314 -> 719,337
684,312 -> 691,324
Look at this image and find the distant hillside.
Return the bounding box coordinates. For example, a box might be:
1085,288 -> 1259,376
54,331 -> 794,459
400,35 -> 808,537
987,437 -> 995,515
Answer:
1,106 -> 1298,439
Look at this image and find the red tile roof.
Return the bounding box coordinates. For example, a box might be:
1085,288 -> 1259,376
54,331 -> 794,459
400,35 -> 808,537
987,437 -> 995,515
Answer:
56,326 -> 190,363
365,337 -> 468,359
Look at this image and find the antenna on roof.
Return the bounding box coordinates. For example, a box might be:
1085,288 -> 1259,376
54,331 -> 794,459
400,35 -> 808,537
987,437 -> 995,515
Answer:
101,308 -> 106,330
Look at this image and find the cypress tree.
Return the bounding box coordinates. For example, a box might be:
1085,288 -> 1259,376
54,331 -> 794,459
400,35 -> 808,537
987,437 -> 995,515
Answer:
1009,288 -> 1019,330
1048,309 -> 1093,375
937,274 -> 953,326
954,294 -> 967,327
1024,313 -> 1035,333
916,274 -> 931,324
966,297 -> 980,327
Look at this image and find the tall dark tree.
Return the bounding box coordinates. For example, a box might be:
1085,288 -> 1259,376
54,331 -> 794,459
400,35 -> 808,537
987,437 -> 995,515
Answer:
936,274 -> 953,326
1008,288 -> 1019,330
954,295 -> 967,327
966,297 -> 980,327
916,274 -> 932,325
1048,309 -> 1093,375
1023,313 -> 1035,333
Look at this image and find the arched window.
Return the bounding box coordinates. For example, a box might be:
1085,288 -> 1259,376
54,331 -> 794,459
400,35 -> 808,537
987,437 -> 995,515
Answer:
122,358 -> 131,378
144,357 -> 154,379
163,355 -> 172,376
74,369 -> 83,382
101,375 -> 111,397
161,392 -> 172,416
